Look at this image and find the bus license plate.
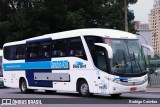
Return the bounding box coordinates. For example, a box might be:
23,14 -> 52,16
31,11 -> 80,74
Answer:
130,87 -> 137,92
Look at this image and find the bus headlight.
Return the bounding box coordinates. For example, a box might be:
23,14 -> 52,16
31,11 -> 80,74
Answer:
113,79 -> 122,84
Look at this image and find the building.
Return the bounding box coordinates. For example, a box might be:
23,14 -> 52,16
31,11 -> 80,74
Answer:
135,21 -> 149,30
149,0 -> 160,56
135,21 -> 151,55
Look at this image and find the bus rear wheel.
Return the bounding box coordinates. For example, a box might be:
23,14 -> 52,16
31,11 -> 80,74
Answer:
78,80 -> 92,97
20,79 -> 34,94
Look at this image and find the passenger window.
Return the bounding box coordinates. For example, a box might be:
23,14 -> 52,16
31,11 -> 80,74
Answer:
27,44 -> 38,59
15,45 -> 25,59
39,42 -> 51,58
52,39 -> 68,57
4,46 -> 13,60
69,37 -> 87,60
4,44 -> 26,60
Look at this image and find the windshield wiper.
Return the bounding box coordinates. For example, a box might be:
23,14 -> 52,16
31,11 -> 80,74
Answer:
121,50 -> 128,67
125,41 -> 134,73
132,52 -> 142,73
121,50 -> 127,74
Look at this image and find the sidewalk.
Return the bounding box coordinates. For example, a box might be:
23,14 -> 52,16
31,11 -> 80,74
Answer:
146,87 -> 160,93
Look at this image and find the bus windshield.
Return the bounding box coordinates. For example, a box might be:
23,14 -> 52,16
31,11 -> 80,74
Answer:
105,39 -> 146,77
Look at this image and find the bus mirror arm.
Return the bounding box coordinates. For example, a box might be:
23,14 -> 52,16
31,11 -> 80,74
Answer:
141,44 -> 154,58
94,43 -> 113,59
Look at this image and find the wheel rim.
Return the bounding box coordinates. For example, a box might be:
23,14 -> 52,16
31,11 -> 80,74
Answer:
21,81 -> 27,92
80,83 -> 89,95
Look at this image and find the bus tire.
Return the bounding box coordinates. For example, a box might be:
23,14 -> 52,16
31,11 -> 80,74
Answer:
78,80 -> 92,97
45,90 -> 57,94
110,94 -> 122,98
20,79 -> 34,94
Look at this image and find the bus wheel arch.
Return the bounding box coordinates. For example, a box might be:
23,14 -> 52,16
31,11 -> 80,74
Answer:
76,78 -> 93,97
19,77 -> 34,94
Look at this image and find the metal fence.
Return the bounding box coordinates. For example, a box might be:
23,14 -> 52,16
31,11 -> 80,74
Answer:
148,59 -> 160,87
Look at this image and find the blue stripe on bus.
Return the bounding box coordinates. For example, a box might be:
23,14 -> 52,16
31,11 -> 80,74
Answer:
3,60 -> 69,71
113,78 -> 129,82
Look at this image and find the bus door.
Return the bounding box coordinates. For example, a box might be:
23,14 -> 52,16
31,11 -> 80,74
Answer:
84,36 -> 109,94
95,46 -> 109,94
25,38 -> 53,87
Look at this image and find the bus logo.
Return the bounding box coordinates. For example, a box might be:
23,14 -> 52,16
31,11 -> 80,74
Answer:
73,62 -> 86,68
51,60 -> 69,69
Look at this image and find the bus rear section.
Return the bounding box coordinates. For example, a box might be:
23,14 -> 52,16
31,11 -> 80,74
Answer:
0,50 -> 4,87
2,36 -> 95,97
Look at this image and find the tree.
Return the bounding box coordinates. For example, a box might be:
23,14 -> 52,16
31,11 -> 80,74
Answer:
0,0 -> 138,48
124,0 -> 137,32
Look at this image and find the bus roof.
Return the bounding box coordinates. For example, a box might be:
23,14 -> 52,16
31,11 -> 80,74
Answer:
3,28 -> 138,47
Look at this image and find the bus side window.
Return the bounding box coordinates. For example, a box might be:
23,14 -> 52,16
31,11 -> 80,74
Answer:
4,45 -> 25,60
26,44 -> 38,59
15,45 -> 25,60
39,42 -> 51,58
4,46 -> 13,60
69,37 -> 87,60
52,39 -> 68,57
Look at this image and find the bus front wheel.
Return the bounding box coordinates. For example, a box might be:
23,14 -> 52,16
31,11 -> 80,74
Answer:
78,80 -> 92,97
20,79 -> 34,94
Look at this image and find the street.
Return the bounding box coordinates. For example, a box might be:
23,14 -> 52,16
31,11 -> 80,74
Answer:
0,87 -> 160,107
0,88 -> 160,99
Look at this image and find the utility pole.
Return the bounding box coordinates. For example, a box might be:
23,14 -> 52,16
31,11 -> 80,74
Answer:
124,0 -> 128,32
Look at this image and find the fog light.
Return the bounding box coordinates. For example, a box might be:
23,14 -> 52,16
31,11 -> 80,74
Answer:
113,87 -> 116,90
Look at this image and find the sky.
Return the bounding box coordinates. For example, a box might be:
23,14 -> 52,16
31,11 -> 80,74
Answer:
129,0 -> 154,24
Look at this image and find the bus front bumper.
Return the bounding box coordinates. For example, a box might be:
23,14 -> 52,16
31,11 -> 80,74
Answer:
109,81 -> 148,94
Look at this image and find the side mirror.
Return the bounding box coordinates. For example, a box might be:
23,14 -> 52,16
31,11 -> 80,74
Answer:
141,44 -> 154,58
94,43 -> 113,59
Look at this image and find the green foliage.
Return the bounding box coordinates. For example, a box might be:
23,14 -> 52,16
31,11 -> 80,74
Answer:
0,21 -> 11,46
66,9 -> 86,29
128,0 -> 137,4
0,0 -> 137,48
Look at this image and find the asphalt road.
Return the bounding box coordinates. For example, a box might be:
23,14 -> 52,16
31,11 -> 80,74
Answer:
0,87 -> 160,107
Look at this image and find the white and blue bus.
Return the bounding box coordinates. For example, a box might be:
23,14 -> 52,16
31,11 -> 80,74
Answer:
2,28 -> 154,97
